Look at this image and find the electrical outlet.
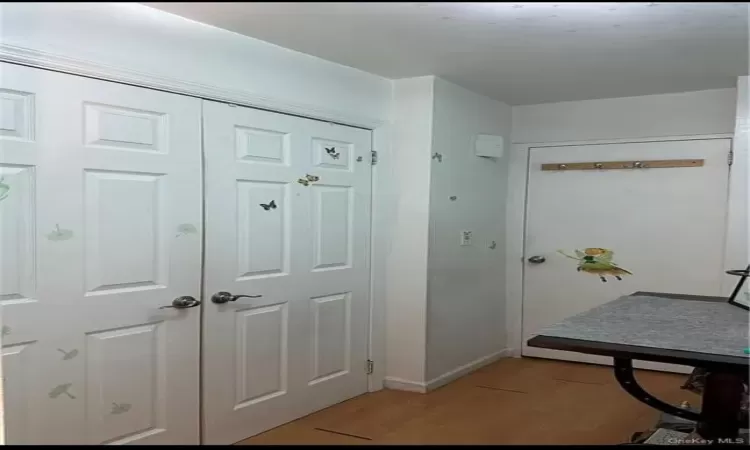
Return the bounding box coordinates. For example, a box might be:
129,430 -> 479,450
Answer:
460,230 -> 472,246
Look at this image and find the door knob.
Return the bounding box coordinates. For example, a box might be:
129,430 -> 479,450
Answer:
160,296 -> 201,309
211,291 -> 263,304
528,256 -> 546,264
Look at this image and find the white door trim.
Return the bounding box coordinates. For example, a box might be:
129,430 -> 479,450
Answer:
505,133 -> 744,356
0,44 -> 387,392
0,44 -> 385,129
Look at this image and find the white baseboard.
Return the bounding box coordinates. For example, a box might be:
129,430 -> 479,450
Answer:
384,377 -> 427,393
384,349 -> 513,394
425,349 -> 513,392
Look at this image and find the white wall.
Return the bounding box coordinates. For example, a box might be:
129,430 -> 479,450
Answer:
735,76 -> 750,302
0,3 -> 391,125
512,88 -> 737,144
425,78 -> 512,384
383,77 -> 513,390
383,77 -> 434,387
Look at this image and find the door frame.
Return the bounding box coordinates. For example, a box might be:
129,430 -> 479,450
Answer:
0,48 -> 387,393
505,133 -> 746,356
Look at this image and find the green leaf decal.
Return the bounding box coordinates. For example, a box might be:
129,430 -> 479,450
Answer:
49,383 -> 76,399
0,178 -> 10,202
111,402 -> 132,415
47,224 -> 74,242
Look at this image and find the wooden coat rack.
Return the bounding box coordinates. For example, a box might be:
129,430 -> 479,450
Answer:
540,159 -> 704,172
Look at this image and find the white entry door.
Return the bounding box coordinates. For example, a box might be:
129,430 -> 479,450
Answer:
202,101 -> 372,444
0,63 -> 202,444
522,139 -> 732,373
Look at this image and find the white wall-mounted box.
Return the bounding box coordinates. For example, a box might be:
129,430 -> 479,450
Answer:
475,134 -> 504,158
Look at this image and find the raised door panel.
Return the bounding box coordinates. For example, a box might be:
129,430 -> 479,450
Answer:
83,103 -> 167,153
0,165 -> 36,303
83,170 -> 166,295
236,126 -> 290,165
85,323 -> 166,444
0,88 -> 35,141
234,304 -> 288,408
1,343 -> 34,444
309,293 -> 350,385
236,181 -> 290,280
311,185 -> 352,271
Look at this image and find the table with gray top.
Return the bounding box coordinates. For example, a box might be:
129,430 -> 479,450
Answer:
527,292 -> 750,442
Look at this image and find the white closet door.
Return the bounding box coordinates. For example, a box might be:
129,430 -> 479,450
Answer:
0,63 -> 202,444
202,101 -> 372,444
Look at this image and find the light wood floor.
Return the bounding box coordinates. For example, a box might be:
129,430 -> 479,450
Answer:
237,357 -> 697,445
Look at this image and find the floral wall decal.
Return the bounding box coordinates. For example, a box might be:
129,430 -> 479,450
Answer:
298,174 -> 320,186
175,223 -> 198,238
47,224 -> 74,242
49,383 -> 76,399
0,177 -> 9,202
111,402 -> 132,415
558,248 -> 632,282
432,152 -> 443,162
57,348 -> 79,361
489,241 -> 497,250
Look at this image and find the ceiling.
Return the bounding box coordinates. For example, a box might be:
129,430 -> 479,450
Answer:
144,2 -> 748,105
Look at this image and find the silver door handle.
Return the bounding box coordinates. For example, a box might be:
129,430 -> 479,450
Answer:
160,296 -> 201,309
211,291 -> 263,304
528,256 -> 546,264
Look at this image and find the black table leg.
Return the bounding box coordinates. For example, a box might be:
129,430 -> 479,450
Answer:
696,371 -> 744,442
613,359 -> 748,444
613,358 -> 701,421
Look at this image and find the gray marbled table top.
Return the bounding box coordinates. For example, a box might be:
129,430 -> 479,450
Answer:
536,293 -> 750,360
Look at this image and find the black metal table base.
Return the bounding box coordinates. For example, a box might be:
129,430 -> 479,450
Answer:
613,358 -> 745,442
696,371 -> 744,441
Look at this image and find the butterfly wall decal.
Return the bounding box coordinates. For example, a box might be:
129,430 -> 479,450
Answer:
57,348 -> 79,361
325,146 -> 340,160
259,200 -> 277,211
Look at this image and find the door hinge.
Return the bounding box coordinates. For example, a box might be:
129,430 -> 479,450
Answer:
371,150 -> 378,166
366,359 -> 374,375
728,149 -> 734,166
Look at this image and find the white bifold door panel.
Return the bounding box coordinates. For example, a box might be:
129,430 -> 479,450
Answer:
202,101 -> 372,444
522,139 -> 732,374
0,63 -> 202,444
